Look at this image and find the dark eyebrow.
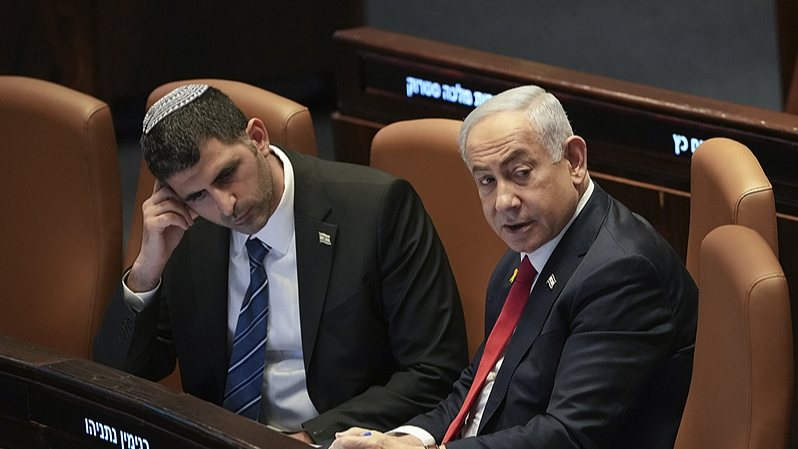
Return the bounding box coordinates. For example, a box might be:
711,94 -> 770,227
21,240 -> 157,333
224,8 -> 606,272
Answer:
472,149 -> 529,175
499,149 -> 530,170
183,191 -> 203,203
181,160 -> 239,203
161,181 -> 198,204
471,164 -> 490,175
212,162 -> 237,184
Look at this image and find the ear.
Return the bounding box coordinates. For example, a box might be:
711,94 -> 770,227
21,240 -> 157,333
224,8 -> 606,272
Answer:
246,118 -> 271,155
563,135 -> 588,184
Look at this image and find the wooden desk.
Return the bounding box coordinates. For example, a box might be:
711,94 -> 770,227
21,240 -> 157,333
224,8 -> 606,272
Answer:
0,335 -> 307,449
331,25 -> 798,273
777,0 -> 798,111
332,27 -> 798,216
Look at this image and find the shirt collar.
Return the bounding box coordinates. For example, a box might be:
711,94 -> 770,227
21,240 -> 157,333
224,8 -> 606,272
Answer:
522,179 -> 594,271
231,145 -> 296,257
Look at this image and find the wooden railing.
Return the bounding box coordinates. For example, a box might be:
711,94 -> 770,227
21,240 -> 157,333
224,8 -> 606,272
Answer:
0,335 -> 306,449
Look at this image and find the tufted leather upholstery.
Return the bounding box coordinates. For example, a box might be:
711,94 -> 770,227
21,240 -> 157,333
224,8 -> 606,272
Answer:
686,138 -> 777,286
369,119 -> 507,358
0,76 -> 122,359
675,224 -> 792,449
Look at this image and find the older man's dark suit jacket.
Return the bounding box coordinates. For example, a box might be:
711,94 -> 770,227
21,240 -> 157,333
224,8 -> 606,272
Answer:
93,148 -> 468,442
406,183 -> 698,449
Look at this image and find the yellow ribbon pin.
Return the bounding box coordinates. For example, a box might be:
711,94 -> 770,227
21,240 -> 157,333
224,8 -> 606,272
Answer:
509,268 -> 518,283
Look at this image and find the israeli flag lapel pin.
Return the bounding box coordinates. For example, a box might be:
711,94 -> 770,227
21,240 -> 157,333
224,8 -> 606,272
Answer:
546,274 -> 557,289
318,231 -> 332,246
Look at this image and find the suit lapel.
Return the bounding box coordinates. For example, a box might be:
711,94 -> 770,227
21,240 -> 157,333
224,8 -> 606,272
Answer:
188,219 -> 231,396
478,185 -> 611,432
285,150 -> 337,368
186,149 -> 336,400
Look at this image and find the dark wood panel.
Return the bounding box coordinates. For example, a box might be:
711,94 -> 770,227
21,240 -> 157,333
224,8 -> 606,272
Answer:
95,0 -> 364,102
0,0 -> 102,97
0,0 -> 364,104
0,335 -> 307,449
331,111 -> 382,165
333,27 -> 798,215
777,0 -> 798,107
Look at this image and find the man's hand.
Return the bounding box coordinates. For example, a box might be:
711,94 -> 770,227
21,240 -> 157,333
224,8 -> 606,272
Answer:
128,179 -> 197,292
288,431 -> 315,444
330,428 -> 430,449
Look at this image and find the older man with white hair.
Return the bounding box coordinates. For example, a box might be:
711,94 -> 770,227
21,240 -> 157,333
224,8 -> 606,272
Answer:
333,85 -> 698,449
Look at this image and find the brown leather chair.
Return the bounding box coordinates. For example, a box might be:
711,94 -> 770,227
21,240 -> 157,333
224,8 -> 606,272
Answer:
369,119 -> 507,358
675,224 -> 792,449
0,76 -> 122,359
127,79 -> 318,390
685,137 -> 777,285
126,78 -> 318,269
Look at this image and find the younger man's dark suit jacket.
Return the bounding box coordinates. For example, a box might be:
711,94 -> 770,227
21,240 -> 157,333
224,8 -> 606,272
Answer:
93,149 -> 469,442
406,183 -> 698,449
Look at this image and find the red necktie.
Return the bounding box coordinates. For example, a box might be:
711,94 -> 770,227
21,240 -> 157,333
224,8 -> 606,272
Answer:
443,256 -> 537,443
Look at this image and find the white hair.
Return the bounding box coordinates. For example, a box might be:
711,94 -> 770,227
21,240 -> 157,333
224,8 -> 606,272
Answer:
459,85 -> 574,164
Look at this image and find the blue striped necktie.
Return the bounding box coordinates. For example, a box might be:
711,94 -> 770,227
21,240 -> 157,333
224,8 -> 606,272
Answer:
223,238 -> 270,420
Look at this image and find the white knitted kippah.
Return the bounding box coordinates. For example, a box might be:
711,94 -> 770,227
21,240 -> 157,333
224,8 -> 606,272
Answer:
142,84 -> 210,134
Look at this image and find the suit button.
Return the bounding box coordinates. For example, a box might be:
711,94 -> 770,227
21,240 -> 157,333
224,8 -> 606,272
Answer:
119,318 -> 133,342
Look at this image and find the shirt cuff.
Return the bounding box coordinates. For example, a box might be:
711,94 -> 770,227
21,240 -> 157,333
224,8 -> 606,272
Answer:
388,425 -> 436,446
121,268 -> 160,312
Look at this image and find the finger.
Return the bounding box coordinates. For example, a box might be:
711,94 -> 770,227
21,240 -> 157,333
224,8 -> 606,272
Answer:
149,181 -> 183,204
335,427 -> 370,439
144,195 -> 195,229
152,178 -> 161,195
330,436 -> 368,449
150,211 -> 194,232
153,178 -> 177,196
150,182 -> 196,227
330,434 -> 389,449
143,200 -> 196,231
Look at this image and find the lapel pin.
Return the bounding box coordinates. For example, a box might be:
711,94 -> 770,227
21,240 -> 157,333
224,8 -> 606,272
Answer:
509,268 -> 518,283
318,232 -> 332,246
546,274 -> 557,289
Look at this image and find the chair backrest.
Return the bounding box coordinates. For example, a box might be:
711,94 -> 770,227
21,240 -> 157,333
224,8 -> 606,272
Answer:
0,76 -> 122,359
686,137 -> 777,285
369,119 -> 507,358
125,78 -> 318,268
675,224 -> 792,449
